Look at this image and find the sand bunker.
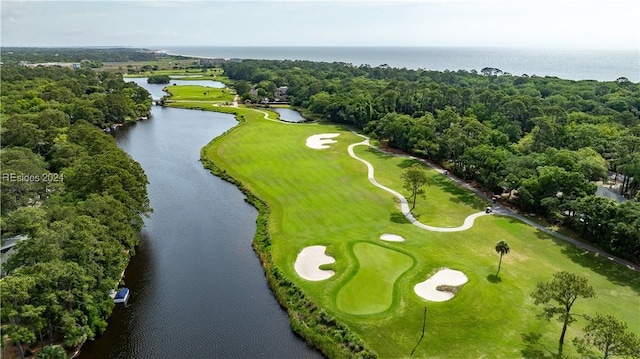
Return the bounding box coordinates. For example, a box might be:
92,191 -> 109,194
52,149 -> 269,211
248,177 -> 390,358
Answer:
306,133 -> 340,149
294,245 -> 336,281
414,269 -> 468,302
380,233 -> 406,242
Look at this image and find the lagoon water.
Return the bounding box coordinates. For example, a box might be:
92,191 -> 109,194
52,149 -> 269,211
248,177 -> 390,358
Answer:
272,108 -> 307,123
125,77 -> 225,100
78,82 -> 322,358
163,46 -> 640,82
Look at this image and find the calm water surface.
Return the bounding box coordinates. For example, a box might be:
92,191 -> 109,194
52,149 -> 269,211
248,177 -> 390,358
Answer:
78,91 -> 322,358
164,46 -> 640,82
272,108 -> 307,123
124,77 -> 225,100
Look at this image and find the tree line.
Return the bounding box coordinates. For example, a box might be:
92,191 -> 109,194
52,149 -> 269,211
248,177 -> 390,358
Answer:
221,59 -> 640,264
1,65 -> 151,132
0,64 -> 152,358
0,47 -> 160,65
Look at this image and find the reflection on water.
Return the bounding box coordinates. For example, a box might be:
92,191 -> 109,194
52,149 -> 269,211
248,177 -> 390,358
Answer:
124,77 -> 225,100
272,108 -> 308,123
78,104 -> 321,358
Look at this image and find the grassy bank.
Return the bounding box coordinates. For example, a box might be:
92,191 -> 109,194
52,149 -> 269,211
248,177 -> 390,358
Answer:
172,97 -> 639,358
199,108 -> 376,359
164,85 -> 234,103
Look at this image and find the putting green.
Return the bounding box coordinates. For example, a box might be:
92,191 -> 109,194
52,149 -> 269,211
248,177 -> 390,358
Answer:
336,242 -> 413,315
197,105 -> 640,358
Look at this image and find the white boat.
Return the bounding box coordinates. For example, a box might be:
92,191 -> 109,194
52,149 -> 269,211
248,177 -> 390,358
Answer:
112,287 -> 130,304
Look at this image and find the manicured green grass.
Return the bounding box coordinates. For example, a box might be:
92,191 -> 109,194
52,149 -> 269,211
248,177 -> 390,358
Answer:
100,58 -> 198,72
354,146 -> 487,227
336,242 -> 414,315
112,63 -> 229,81
200,106 -> 640,358
164,85 -> 234,103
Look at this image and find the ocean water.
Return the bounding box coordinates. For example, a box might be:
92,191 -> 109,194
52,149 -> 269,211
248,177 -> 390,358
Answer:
163,46 -> 639,82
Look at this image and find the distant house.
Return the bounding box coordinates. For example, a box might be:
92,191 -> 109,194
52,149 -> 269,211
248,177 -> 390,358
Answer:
1,235 -> 28,276
596,186 -> 627,203
274,86 -> 289,101
249,88 -> 259,97
19,61 -> 81,70
199,58 -> 225,66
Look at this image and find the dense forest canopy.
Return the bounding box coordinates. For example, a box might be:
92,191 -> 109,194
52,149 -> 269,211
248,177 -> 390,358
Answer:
0,52 -> 638,357
222,59 -> 640,263
0,47 -> 160,64
0,64 -> 152,357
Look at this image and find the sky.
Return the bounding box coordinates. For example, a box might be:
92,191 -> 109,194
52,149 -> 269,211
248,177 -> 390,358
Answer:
1,0 -> 639,50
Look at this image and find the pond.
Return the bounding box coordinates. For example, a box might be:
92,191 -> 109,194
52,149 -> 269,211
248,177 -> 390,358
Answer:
124,77 -> 225,100
272,107 -> 308,123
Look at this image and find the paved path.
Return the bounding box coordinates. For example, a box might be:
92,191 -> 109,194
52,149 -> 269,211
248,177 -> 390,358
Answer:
253,109 -> 283,123
354,135 -> 639,272
242,115 -> 638,272
348,135 -> 488,232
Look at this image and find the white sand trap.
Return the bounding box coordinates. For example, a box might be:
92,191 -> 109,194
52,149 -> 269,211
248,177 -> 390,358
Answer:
294,245 -> 336,281
306,133 -> 340,149
414,269 -> 468,302
380,233 -> 405,242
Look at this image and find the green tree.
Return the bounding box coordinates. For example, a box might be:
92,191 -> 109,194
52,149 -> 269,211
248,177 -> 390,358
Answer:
2,206 -> 48,237
531,271 -> 596,356
401,164 -> 430,211
494,240 -> 510,276
573,313 -> 640,359
36,345 -> 67,359
147,74 -> 170,84
233,79 -> 251,95
0,274 -> 38,359
0,147 -> 50,214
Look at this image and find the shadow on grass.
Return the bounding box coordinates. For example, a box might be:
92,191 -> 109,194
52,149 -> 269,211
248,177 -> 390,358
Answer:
364,147 -> 395,160
364,148 -> 417,169
398,159 -> 415,169
559,242 -> 640,295
512,219 -> 640,295
429,175 -> 487,211
486,274 -> 502,283
391,212 -> 410,224
364,147 -> 486,211
521,332 -> 557,359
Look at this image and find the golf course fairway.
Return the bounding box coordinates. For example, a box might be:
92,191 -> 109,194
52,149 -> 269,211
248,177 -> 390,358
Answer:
199,105 -> 640,358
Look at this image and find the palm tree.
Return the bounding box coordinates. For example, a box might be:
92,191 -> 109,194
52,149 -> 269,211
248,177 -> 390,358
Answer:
495,240 -> 510,276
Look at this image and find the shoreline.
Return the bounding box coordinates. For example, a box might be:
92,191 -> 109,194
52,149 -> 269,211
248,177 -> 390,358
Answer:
183,101 -> 640,357
198,106 -> 377,358
155,47 -> 640,82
